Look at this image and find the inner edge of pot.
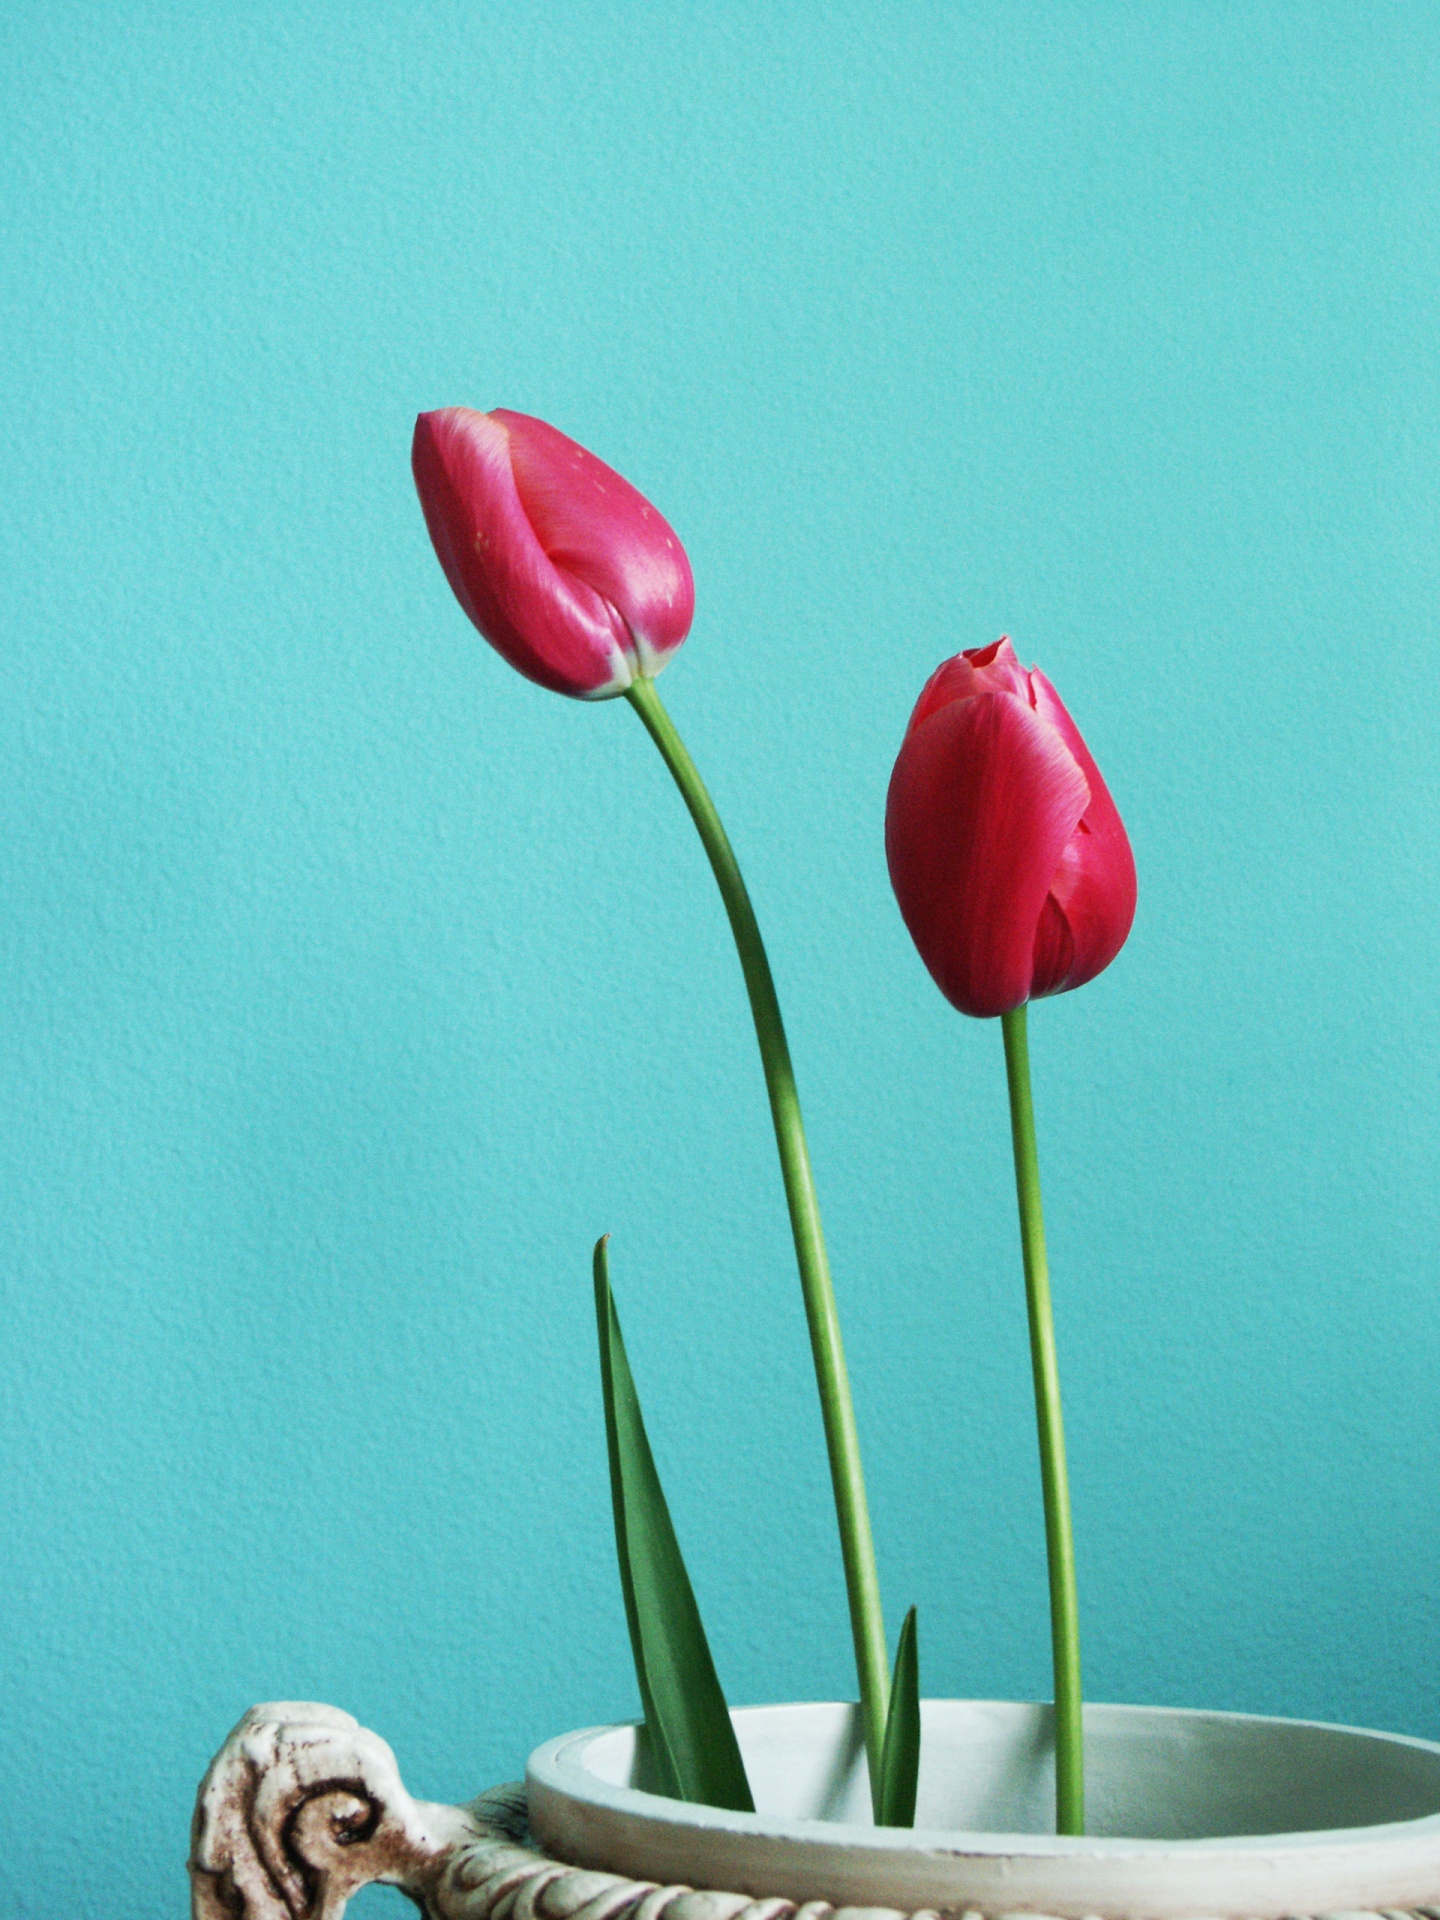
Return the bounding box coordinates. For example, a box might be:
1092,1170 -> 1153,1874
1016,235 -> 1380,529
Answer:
524,1699 -> 1440,1917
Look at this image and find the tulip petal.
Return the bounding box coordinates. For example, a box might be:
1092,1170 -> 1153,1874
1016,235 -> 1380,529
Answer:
496,410 -> 695,678
1028,892 -> 1077,1000
886,690 -> 1090,1018
903,636 -> 1032,738
412,408 -> 635,698
1027,669 -> 1138,996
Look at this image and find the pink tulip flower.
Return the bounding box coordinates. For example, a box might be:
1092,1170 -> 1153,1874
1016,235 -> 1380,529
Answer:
885,638 -> 1136,1019
412,408 -> 695,699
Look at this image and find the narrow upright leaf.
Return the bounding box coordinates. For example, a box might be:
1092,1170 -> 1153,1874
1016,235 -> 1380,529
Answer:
594,1236 -> 755,1812
876,1605 -> 920,1827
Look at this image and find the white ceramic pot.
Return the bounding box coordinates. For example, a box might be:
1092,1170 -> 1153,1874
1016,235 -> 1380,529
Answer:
527,1698 -> 1440,1919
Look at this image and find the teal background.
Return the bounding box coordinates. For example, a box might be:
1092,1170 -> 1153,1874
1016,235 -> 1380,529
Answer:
3,3 -> 1439,1911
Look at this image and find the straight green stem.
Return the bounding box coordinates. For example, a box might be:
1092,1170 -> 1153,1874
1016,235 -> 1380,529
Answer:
1000,1004 -> 1084,1836
626,675 -> 891,1805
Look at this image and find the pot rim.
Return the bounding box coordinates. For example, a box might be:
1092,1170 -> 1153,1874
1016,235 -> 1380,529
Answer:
527,1697 -> 1440,1858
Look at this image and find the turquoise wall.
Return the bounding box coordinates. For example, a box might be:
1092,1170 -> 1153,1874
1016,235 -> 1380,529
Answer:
3,5 -> 1439,1911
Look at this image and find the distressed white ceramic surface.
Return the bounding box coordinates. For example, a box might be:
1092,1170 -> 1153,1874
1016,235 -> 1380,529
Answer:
526,1698 -> 1440,1918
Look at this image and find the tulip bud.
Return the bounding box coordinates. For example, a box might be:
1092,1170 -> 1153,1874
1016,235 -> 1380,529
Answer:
412,407 -> 695,699
885,638 -> 1136,1019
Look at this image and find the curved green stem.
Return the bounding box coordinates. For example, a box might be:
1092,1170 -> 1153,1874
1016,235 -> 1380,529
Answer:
626,673 -> 890,1804
1000,1004 -> 1083,1836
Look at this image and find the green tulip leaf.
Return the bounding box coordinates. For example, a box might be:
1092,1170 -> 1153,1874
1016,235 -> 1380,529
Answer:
594,1236 -> 755,1813
876,1605 -> 920,1827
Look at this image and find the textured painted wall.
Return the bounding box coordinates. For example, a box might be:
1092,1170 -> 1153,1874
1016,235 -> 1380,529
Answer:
2,4 -> 1438,1912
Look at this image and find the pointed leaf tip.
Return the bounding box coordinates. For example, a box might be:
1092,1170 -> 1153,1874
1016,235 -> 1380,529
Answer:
593,1241 -> 754,1813
876,1606 -> 920,1828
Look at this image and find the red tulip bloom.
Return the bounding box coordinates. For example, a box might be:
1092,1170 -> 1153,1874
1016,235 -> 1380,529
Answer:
412,408 -> 695,699
886,639 -> 1136,1019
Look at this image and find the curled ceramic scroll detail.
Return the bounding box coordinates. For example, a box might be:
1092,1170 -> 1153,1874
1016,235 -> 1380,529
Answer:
189,1702 -> 482,1920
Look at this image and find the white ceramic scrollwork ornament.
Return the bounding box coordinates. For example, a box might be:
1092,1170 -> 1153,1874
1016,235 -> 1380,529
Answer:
189,1704 -> 483,1919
